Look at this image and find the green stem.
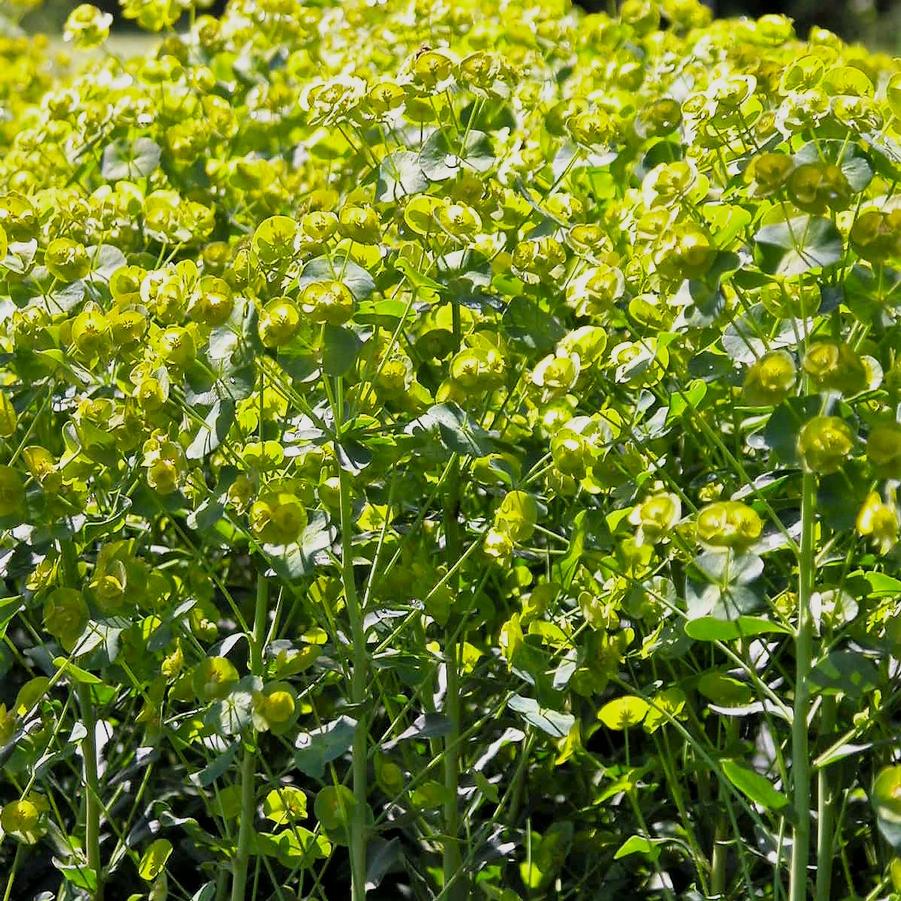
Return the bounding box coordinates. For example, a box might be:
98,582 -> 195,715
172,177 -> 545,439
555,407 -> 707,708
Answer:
2,837 -> 23,901
711,718 -> 740,897
440,281 -> 464,900
789,470 -> 816,901
442,615 -> 462,899
231,573 -> 268,901
710,818 -> 728,898
337,397 -> 369,901
60,535 -> 103,900
78,683 -> 103,901
815,696 -> 838,901
624,730 -> 675,901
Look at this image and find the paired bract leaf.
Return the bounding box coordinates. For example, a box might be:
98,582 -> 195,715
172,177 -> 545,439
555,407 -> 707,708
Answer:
597,696 -> 649,730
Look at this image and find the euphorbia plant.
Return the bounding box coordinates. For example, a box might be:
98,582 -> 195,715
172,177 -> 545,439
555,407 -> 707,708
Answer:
0,0 -> 899,898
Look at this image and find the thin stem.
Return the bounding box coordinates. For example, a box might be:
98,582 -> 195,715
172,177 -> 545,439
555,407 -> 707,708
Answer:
231,573 -> 268,901
815,696 -> 838,901
442,588 -> 463,898
789,470 -> 816,901
441,279 -> 465,900
78,683 -> 103,901
2,844 -> 23,901
336,380 -> 369,901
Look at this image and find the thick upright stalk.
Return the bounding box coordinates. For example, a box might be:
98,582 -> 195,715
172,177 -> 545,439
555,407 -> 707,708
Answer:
442,460 -> 463,898
78,683 -> 103,901
711,719 -> 738,897
815,696 -> 838,901
441,296 -> 464,900
231,573 -> 268,901
789,471 -> 816,901
337,411 -> 369,901
710,818 -> 728,898
61,536 -> 102,899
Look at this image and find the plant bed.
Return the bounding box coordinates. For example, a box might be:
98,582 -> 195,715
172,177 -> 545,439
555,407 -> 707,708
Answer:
0,1 -> 899,899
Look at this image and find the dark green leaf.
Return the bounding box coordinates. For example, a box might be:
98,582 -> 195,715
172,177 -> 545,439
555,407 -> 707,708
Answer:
754,215 -> 843,276
721,759 -> 788,810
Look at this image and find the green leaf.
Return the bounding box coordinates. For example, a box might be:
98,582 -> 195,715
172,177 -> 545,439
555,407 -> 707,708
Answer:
314,784 -> 356,831
699,203 -> 753,247
266,513 -> 334,580
754,215 -> 843,276
685,615 -> 791,642
406,402 -> 496,457
300,255 -> 374,300
322,324 -> 362,377
555,510 -> 586,590
597,695 -> 649,730
864,572 -> 901,597
613,835 -> 666,861
420,129 -> 494,181
204,676 -> 260,736
255,828 -> 331,867
101,137 -> 161,181
697,672 -> 753,706
685,579 -> 764,621
138,838 -> 173,880
186,398 -> 236,460
501,297 -> 565,354
872,766 -> 901,851
52,656 -> 102,684
818,463 -> 869,532
0,595 -> 22,641
721,759 -> 788,810
692,551 -> 763,586
643,687 -> 687,733
795,140 -> 873,193
667,379 -> 707,421
59,865 -> 98,892
809,650 -> 880,699
393,255 -> 444,294
377,150 -> 428,201
294,716 -> 357,778
508,694 -> 574,738
262,786 -> 308,824
189,743 -> 239,788
762,396 -> 819,464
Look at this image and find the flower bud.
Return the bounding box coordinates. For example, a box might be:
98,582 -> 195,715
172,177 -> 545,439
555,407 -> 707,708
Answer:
46,238 -> 90,282
338,205 -> 380,244
696,501 -> 763,548
856,492 -> 898,554
802,341 -> 867,395
867,423 -> 901,480
192,656 -> 239,701
260,298 -> 301,346
43,588 -> 89,652
156,327 -> 196,367
250,489 -> 308,545
0,465 -> 25,518
743,350 -> 797,405
70,306 -> 111,359
300,280 -> 355,325
494,491 -> 539,543
798,415 -> 855,474
629,493 -> 682,543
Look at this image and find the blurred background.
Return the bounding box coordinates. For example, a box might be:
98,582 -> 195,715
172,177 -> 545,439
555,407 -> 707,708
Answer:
12,0 -> 901,53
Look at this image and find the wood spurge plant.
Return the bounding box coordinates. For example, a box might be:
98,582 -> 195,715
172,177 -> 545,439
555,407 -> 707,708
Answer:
0,0 -> 899,898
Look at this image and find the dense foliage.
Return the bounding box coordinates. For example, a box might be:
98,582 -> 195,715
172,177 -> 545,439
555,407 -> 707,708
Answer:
0,0 -> 900,899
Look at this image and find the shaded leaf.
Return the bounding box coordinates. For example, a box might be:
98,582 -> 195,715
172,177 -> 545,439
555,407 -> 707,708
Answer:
721,759 -> 788,810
